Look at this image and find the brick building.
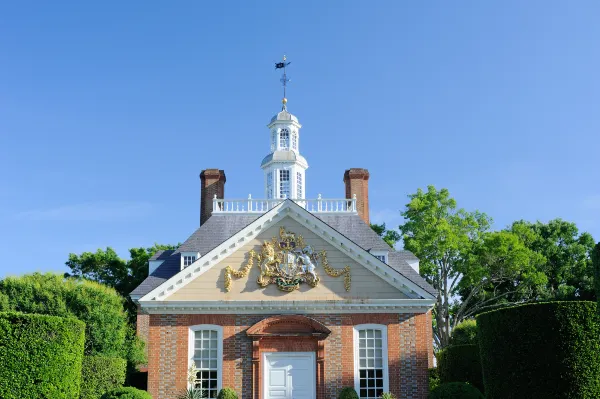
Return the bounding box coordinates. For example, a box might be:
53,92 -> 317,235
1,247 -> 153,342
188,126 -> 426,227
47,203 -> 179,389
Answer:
131,94 -> 435,399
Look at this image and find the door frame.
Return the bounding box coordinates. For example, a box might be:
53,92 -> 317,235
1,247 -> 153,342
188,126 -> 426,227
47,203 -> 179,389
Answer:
263,352 -> 316,399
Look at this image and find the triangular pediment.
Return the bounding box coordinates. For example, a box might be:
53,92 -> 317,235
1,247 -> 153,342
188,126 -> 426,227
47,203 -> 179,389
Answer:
139,201 -> 435,305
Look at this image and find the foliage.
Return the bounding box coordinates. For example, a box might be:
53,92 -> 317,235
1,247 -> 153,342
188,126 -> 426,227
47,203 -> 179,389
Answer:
428,368 -> 441,392
399,185 -> 541,348
379,393 -> 395,399
65,243 -> 178,324
448,319 -> 478,346
477,301 -> 600,398
437,345 -> 483,393
175,388 -> 205,399
338,387 -> 359,399
592,242 -> 600,314
80,356 -> 127,399
217,388 -> 238,399
501,219 -> 596,300
0,272 -> 145,366
370,223 -> 401,248
100,387 -> 152,399
0,311 -> 85,399
428,382 -> 484,399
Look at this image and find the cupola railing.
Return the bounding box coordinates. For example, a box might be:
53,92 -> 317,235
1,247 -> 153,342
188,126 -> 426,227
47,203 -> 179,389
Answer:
212,194 -> 357,214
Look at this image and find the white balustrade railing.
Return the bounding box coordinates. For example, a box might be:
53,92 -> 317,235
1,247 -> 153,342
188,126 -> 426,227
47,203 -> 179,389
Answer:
212,194 -> 357,214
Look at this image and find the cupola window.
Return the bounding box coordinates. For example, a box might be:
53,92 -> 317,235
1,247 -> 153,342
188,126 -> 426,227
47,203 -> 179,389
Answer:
267,171 -> 273,198
292,131 -> 298,150
296,172 -> 303,198
279,170 -> 290,198
279,128 -> 290,150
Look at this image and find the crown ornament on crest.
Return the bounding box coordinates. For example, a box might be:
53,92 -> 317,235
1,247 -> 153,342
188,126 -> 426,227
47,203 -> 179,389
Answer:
223,226 -> 352,292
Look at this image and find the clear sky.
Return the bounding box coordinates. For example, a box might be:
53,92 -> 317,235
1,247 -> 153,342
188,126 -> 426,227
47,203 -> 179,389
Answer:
1,1 -> 599,278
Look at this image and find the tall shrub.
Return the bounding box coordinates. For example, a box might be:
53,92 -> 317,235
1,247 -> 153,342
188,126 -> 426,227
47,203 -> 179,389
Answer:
477,301 -> 600,399
449,319 -> 478,346
80,356 -> 127,399
0,273 -> 144,365
0,312 -> 85,399
437,344 -> 483,393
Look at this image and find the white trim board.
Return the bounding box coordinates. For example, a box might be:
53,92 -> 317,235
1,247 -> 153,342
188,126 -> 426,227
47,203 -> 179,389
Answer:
138,200 -> 435,303
138,299 -> 435,314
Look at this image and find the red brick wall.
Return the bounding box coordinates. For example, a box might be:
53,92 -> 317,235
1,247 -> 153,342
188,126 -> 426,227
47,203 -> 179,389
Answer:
147,313 -> 431,399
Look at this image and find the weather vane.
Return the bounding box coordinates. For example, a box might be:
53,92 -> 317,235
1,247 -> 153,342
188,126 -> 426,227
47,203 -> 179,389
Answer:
275,55 -> 291,110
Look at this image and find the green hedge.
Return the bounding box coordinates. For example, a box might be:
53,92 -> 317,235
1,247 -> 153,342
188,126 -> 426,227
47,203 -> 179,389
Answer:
428,382 -> 484,399
0,311 -> 85,399
477,301 -> 600,399
437,344 -> 483,393
449,319 -> 478,346
217,387 -> 238,399
338,387 -> 359,399
100,387 -> 152,399
80,356 -> 127,399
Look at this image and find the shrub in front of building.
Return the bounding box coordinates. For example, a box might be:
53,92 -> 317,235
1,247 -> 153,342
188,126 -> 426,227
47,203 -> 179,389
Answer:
80,355 -> 127,399
477,301 -> 600,399
100,387 -> 152,399
338,387 -> 359,399
448,319 -> 478,346
428,382 -> 484,399
437,344 -> 483,393
0,311 -> 85,399
217,387 -> 238,399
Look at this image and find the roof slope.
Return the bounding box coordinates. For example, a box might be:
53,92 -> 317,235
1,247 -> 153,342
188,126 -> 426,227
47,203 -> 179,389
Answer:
131,205 -> 436,298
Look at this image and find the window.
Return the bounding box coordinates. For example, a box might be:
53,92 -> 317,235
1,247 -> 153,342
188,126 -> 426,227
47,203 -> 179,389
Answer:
292,131 -> 298,150
271,131 -> 276,152
267,171 -> 273,198
296,172 -> 303,198
189,325 -> 223,398
279,128 -> 290,150
354,324 -> 388,399
279,170 -> 290,198
370,251 -> 388,264
184,255 -> 196,267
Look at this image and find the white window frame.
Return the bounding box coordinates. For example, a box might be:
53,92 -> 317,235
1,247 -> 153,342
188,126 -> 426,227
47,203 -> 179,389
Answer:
296,172 -> 303,199
267,171 -> 274,199
370,250 -> 389,264
279,128 -> 290,150
292,131 -> 298,151
188,324 -> 223,395
279,169 -> 290,199
353,324 -> 389,399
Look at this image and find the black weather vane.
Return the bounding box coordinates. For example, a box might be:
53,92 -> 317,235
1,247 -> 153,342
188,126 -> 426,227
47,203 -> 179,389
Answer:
275,55 -> 291,110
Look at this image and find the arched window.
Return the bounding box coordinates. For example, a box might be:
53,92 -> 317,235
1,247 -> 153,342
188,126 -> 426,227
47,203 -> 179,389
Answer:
292,131 -> 298,150
189,325 -> 223,397
354,324 -> 389,399
279,128 -> 290,150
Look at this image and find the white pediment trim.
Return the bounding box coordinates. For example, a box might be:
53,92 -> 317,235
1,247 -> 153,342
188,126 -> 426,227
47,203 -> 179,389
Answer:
138,299 -> 435,314
139,201 -> 435,303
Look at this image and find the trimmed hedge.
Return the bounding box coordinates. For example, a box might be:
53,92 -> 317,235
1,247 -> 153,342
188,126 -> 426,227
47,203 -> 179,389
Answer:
437,344 -> 483,393
449,319 -> 478,346
217,387 -> 238,399
100,387 -> 152,399
477,301 -> 600,399
338,387 -> 359,399
0,311 -> 85,399
428,382 -> 484,399
80,356 -> 127,399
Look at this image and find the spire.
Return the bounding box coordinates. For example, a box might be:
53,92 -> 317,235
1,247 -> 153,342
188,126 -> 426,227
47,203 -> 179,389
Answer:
275,55 -> 291,110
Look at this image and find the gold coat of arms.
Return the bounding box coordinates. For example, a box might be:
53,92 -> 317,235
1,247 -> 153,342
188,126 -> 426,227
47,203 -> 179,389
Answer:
224,226 -> 351,293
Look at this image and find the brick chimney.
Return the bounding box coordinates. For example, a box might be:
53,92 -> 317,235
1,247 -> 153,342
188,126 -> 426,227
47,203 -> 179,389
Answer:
200,169 -> 226,225
344,168 -> 370,224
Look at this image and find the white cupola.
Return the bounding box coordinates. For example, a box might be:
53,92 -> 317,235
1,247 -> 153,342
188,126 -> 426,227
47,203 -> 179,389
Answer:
261,100 -> 308,199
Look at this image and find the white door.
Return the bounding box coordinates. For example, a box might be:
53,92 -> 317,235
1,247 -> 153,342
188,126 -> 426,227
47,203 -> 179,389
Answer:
264,352 -> 315,399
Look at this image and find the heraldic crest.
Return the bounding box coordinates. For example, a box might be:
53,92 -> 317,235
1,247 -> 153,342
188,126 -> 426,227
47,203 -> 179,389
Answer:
224,226 -> 351,292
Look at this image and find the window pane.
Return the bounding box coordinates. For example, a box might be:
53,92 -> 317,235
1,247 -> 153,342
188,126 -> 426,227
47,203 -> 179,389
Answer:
357,328 -> 386,398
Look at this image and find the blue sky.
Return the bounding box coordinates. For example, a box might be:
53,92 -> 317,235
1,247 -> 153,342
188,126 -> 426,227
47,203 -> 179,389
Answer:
1,1 -> 599,278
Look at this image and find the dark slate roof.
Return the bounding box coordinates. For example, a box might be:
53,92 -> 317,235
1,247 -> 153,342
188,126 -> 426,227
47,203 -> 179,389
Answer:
131,205 -> 436,298
130,215 -> 259,297
149,250 -> 174,261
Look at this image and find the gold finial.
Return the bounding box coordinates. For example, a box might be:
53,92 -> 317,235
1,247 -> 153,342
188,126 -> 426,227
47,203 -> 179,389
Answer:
282,98 -> 287,105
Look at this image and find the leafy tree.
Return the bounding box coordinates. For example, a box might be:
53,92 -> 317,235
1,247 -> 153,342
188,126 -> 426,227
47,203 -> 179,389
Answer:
0,273 -> 144,367
399,186 -> 543,348
592,242 -> 600,315
507,219 -> 596,300
65,243 -> 177,324
370,223 -> 401,248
